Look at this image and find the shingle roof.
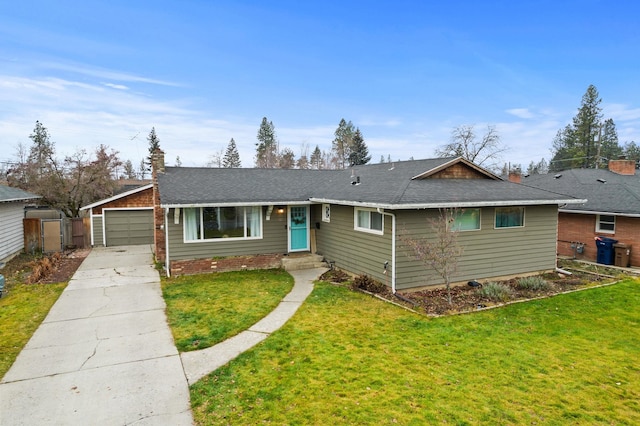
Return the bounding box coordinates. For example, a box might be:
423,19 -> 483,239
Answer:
522,168 -> 640,215
0,185 -> 41,203
158,158 -> 582,209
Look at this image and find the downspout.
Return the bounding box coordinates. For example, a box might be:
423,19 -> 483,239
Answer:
377,208 -> 396,294
164,207 -> 171,278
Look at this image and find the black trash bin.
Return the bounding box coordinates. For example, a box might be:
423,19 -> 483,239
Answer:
595,237 -> 618,265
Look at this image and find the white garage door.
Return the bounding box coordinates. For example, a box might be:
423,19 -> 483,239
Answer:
104,209 -> 154,246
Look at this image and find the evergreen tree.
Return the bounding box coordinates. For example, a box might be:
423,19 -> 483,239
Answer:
175,156 -> 182,167
122,159 -> 137,179
526,158 -> 549,175
222,138 -> 241,168
550,85 -> 621,171
332,118 -> 355,169
623,141 -> 640,164
599,118 -> 622,168
348,128 -> 371,166
279,147 -> 296,169
145,127 -> 161,171
138,158 -> 147,179
28,120 -> 55,177
310,145 -> 322,169
255,117 -> 278,168
379,155 -> 385,163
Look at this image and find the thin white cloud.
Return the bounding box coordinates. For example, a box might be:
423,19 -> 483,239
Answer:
102,82 -> 129,90
41,61 -> 183,87
506,108 -> 535,119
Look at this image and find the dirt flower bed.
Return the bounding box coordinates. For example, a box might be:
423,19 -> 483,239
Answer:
320,261 -> 632,316
2,249 -> 90,288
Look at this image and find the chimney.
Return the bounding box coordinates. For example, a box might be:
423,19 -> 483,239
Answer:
608,158 -> 635,175
151,148 -> 166,263
508,171 -> 522,184
152,149 -> 165,174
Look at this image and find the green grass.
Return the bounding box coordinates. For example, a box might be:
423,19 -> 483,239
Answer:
190,278 -> 640,425
162,269 -> 294,352
0,282 -> 66,378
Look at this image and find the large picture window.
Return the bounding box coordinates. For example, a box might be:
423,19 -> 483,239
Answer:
495,207 -> 524,228
451,208 -> 480,231
184,206 -> 262,241
354,208 -> 383,235
596,214 -> 615,233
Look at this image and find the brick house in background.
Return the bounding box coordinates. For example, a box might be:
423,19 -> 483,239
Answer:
523,159 -> 640,267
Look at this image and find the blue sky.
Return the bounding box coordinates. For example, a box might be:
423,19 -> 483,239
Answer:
1,0 -> 639,169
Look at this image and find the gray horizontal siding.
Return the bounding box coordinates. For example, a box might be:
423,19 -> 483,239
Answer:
92,215 -> 104,246
314,204 -> 392,284
0,202 -> 26,260
167,206 -> 288,261
395,205 -> 558,290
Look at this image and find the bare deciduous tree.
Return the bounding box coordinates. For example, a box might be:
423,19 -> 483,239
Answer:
436,125 -> 506,170
399,209 -> 464,305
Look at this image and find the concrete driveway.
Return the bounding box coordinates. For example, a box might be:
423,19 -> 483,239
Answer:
0,245 -> 193,425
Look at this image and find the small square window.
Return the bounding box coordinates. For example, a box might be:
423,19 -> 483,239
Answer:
596,214 -> 615,233
495,207 -> 524,228
354,208 -> 384,234
451,208 -> 480,231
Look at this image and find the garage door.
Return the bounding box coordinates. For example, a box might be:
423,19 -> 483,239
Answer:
104,209 -> 154,246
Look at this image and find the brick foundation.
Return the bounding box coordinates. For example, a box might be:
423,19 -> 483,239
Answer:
169,254 -> 284,276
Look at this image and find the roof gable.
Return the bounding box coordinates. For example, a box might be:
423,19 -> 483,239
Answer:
80,183 -> 153,210
412,158 -> 501,180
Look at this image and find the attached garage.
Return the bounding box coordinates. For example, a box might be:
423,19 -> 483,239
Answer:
104,209 -> 153,246
80,183 -> 155,247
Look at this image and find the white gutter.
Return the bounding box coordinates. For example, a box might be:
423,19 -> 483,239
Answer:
164,207 -> 171,278
310,198 -> 586,210
559,208 -> 640,218
377,208 -> 397,294
161,201 -> 311,208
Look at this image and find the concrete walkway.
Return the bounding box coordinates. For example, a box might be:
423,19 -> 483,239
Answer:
0,246 -> 193,426
180,267 -> 328,385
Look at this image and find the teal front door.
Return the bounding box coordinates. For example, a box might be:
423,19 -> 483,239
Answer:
289,206 -> 309,252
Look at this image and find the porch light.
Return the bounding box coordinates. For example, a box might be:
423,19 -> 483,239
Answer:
277,207 -> 285,214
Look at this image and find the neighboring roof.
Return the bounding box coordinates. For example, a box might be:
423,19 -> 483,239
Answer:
80,183 -> 153,210
523,168 -> 640,216
0,185 -> 41,203
159,157 -> 582,209
114,179 -> 152,195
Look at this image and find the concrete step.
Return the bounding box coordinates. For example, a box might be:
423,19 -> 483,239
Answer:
281,254 -> 326,271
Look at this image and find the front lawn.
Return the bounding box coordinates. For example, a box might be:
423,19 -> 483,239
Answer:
162,269 -> 294,352
0,253 -> 67,379
190,278 -> 640,425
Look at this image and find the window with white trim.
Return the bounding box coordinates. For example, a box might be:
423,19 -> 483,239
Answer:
184,206 -> 262,241
495,207 -> 524,228
596,214 -> 615,233
354,208 -> 383,234
451,208 -> 481,231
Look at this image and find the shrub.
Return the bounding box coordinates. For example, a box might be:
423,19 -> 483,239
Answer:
351,274 -> 386,293
516,276 -> 552,291
479,282 -> 513,302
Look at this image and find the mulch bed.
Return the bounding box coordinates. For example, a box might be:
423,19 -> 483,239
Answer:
320,265 -> 625,316
2,249 -> 90,286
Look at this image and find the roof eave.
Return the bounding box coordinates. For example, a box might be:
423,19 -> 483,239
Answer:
0,195 -> 41,203
309,197 -> 584,209
559,208 -> 640,218
161,200 -> 312,208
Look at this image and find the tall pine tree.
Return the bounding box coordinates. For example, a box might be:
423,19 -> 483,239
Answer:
222,138 -> 241,168
145,127 -> 161,171
348,128 -> 371,166
310,145 -> 322,169
550,85 -> 621,171
332,118 -> 355,169
255,118 -> 278,168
